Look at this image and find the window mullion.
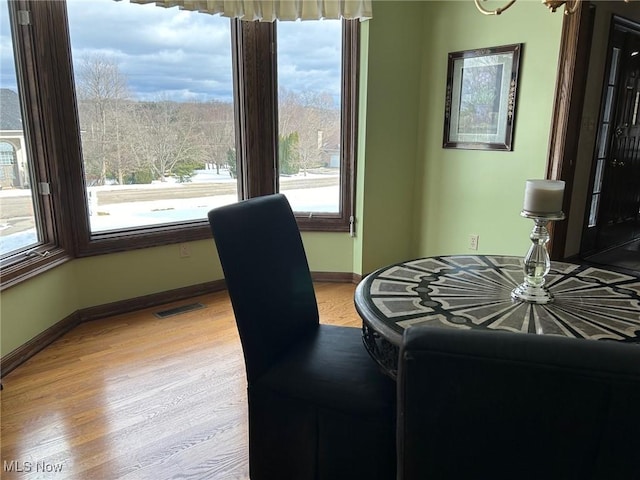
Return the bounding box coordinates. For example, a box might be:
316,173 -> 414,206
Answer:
28,0 -> 87,256
342,20 -> 359,226
233,19 -> 278,199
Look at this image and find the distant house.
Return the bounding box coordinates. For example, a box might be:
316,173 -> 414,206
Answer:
317,129 -> 340,169
0,88 -> 28,189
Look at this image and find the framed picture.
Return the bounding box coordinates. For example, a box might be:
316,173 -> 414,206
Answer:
443,43 -> 522,151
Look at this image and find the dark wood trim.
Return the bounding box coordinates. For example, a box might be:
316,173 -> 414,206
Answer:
296,215 -> 350,232
546,2 -> 596,260
346,20 -> 360,228
33,0 -> 89,258
76,223 -> 214,257
235,20 -> 278,198
0,310 -> 82,377
1,273 -> 357,376
311,271 -> 361,283
78,279 -> 227,322
231,19 -> 245,200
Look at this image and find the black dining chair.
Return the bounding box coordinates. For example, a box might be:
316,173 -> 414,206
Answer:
207,194 -> 396,480
396,326 -> 640,480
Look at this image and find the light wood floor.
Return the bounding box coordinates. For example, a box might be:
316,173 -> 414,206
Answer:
1,282 -> 362,479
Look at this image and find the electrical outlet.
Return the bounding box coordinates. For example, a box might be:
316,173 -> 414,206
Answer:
179,243 -> 191,258
468,234 -> 479,251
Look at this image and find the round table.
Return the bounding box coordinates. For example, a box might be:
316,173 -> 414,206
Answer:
354,255 -> 640,378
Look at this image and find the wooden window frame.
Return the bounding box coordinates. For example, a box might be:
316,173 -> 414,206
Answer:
0,0 -> 73,290
1,1 -> 359,289
290,20 -> 359,232
235,19 -> 359,232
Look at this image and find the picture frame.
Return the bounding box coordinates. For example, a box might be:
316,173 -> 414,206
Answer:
443,43 -> 522,151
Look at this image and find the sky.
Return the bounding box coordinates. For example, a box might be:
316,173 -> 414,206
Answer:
0,0 -> 342,103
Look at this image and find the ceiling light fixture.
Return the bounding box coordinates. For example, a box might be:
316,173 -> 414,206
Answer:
473,0 -> 582,16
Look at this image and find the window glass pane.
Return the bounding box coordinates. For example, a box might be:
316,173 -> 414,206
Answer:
609,47 -> 621,86
597,123 -> 609,159
603,86 -> 615,122
277,20 -> 341,213
0,1 -> 39,256
594,158 -> 605,193
66,0 -> 236,233
588,193 -> 600,227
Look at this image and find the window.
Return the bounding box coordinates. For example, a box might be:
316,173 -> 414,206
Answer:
0,0 -> 359,286
0,0 -> 70,288
277,20 -> 342,214
66,0 -> 238,234
0,4 -> 38,257
279,19 -> 358,231
232,18 -> 357,232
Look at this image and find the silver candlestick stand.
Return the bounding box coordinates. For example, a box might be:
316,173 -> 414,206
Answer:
511,210 -> 565,305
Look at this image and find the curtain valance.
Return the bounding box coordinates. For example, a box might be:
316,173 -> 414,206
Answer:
128,0 -> 372,21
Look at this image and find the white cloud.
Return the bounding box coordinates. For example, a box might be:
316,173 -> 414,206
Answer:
66,0 -> 234,101
277,20 -> 341,99
1,0 -> 343,104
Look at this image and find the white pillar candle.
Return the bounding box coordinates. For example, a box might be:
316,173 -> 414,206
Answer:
523,179 -> 565,214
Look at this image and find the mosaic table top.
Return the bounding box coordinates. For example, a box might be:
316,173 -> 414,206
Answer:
355,255 -> 640,377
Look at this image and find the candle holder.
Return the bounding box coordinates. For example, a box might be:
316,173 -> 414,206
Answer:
511,210 -> 565,304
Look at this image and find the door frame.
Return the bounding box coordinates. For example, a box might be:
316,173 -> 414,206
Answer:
546,1 -> 596,260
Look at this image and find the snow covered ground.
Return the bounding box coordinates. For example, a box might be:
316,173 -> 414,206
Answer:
0,169 -> 340,255
88,185 -> 339,231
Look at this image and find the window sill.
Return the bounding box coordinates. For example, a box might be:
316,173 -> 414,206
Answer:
0,247 -> 72,291
73,215 -> 350,258
0,215 -> 350,290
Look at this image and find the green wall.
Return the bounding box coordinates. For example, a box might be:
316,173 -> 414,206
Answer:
75,234 -> 354,311
1,262 -> 78,357
357,1 -> 425,275
1,232 -> 354,356
1,1 -> 565,361
74,241 -> 221,309
414,1 -> 563,257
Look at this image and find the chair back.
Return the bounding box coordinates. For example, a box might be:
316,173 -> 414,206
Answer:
397,326 -> 640,480
208,194 -> 319,383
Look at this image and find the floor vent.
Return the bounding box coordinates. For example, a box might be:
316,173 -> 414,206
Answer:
154,302 -> 205,319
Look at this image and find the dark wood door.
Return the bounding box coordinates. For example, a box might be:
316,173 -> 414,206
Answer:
584,21 -> 640,254
603,29 -> 640,245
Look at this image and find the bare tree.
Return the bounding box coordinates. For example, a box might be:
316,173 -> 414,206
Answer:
128,98 -> 204,180
195,101 -> 235,174
75,54 -> 132,185
278,88 -> 340,174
